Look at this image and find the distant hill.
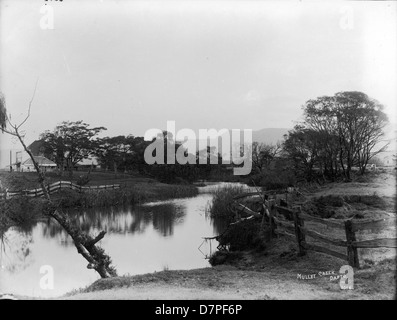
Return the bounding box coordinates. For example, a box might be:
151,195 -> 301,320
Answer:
252,128 -> 290,145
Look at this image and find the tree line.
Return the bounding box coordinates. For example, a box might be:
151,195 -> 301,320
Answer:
28,122 -> 230,183
12,90 -> 391,185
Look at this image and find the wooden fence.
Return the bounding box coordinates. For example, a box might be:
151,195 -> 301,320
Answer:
228,191 -> 396,268
0,181 -> 121,199
272,205 -> 397,268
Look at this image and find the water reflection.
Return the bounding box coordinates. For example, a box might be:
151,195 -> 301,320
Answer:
38,203 -> 187,247
0,231 -> 34,275
0,190 -> 228,297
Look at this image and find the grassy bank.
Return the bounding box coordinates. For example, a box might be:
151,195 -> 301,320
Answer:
53,183 -> 198,208
0,172 -> 198,231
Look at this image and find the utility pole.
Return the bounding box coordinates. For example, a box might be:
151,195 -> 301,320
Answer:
9,149 -> 12,172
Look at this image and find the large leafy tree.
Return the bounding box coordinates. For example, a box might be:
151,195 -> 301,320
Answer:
283,125 -> 325,182
40,121 -> 106,175
298,91 -> 389,180
95,135 -> 151,174
333,92 -> 388,176
251,141 -> 282,173
95,135 -> 137,173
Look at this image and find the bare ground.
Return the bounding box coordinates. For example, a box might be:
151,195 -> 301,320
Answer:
61,239 -> 396,300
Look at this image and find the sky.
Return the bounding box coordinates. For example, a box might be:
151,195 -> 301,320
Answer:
0,0 -> 396,167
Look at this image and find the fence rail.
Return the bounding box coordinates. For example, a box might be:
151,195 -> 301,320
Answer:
272,206 -> 397,268
0,181 -> 121,199
206,189 -> 395,269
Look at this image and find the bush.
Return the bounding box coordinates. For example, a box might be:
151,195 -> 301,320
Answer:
317,195 -> 345,207
209,251 -> 243,266
215,217 -> 270,251
302,195 -> 345,218
343,194 -> 388,210
251,169 -> 296,191
76,174 -> 91,186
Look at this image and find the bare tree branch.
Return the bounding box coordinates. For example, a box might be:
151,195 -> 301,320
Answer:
0,83 -> 117,279
17,78 -> 39,129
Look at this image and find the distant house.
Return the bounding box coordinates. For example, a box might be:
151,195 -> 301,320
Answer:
8,150 -> 49,172
20,156 -> 57,172
382,154 -> 396,167
75,157 -> 99,170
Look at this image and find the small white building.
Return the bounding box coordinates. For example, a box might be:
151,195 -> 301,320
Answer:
75,157 -> 99,170
20,156 -> 57,172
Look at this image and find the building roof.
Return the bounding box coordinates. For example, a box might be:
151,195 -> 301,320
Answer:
22,156 -> 56,167
77,157 -> 99,166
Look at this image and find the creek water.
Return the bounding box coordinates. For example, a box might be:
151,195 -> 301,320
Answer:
0,182 -> 249,298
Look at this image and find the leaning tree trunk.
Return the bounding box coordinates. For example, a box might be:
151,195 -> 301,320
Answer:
15,128 -> 117,278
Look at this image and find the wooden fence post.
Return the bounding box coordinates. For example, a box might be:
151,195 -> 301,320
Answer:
293,206 -> 306,256
268,200 -> 277,238
344,219 -> 360,268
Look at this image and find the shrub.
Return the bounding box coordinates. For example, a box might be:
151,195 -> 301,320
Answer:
209,251 -> 243,266
317,195 -> 345,207
76,174 -> 91,186
302,195 -> 345,218
343,194 -> 388,210
215,217 -> 270,251
252,169 -> 296,191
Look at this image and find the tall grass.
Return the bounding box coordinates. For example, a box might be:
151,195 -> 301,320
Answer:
206,185 -> 271,254
0,183 -> 199,231
206,185 -> 247,220
53,184 -> 199,208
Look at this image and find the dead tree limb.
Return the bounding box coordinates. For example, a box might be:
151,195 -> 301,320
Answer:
0,86 -> 117,278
